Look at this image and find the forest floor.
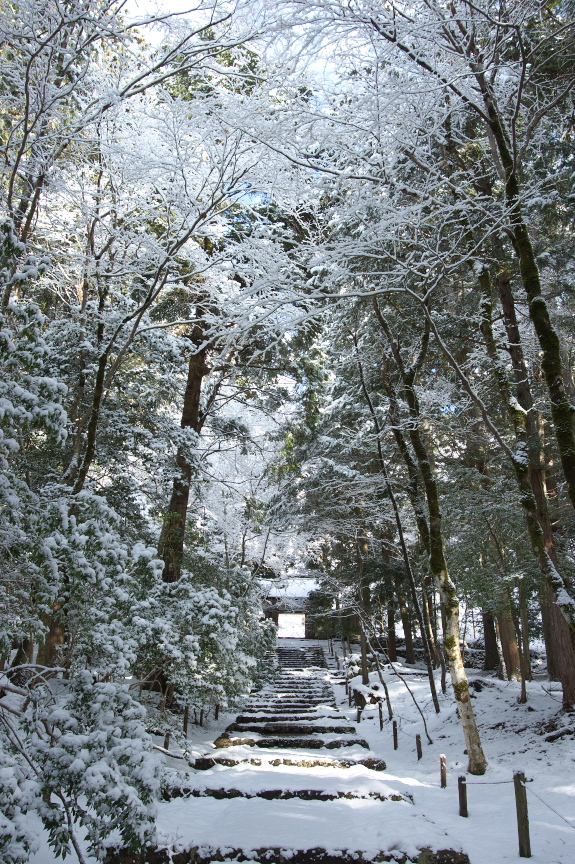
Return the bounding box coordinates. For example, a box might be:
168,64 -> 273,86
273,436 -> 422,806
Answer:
30,639 -> 575,864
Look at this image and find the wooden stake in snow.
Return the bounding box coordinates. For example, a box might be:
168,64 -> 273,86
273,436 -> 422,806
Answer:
215,704 -> 220,720
458,775 -> 468,817
440,754 -> 447,788
416,734 -> 422,760
514,771 -> 532,857
163,731 -> 171,750
378,701 -> 384,731
393,720 -> 398,750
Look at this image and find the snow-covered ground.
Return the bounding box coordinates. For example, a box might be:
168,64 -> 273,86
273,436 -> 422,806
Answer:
30,639 -> 575,863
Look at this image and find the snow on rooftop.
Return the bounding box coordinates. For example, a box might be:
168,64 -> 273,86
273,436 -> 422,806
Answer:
262,574 -> 321,598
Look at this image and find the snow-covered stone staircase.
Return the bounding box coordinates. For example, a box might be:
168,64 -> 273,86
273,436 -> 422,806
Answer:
191,643 -> 385,772
117,641 -> 470,864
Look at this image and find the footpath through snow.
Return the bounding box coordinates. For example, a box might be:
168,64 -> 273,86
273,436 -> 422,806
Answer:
151,640 -> 463,864
30,638 -> 575,864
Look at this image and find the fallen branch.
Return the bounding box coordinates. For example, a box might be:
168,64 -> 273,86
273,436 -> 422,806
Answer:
544,725 -> 575,742
153,744 -> 185,759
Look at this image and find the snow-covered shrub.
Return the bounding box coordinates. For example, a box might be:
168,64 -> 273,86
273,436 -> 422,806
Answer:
0,747 -> 40,864
0,229 -> 165,860
133,561 -> 276,714
1,673 -> 161,861
0,222 -> 66,661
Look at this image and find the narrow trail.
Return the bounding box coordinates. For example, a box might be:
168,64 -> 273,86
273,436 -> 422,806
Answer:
142,640 -> 469,864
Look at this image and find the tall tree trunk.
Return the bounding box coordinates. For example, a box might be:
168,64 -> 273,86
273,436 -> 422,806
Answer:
544,585 -> 575,706
36,608 -> 65,668
387,604 -> 397,662
394,576 -> 416,664
482,611 -> 500,671
158,332 -> 209,583
541,584 -> 562,681
497,599 -> 522,681
480,96 -> 575,512
480,269 -> 575,706
359,630 -> 370,685
374,303 -> 487,773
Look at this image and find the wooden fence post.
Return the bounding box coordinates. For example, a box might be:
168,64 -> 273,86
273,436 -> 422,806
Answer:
215,704 -> 220,721
440,754 -> 447,788
514,771 -> 532,858
163,731 -> 171,751
183,705 -> 189,737
416,734 -> 422,761
393,720 -> 398,750
378,701 -> 384,731
458,775 -> 468,817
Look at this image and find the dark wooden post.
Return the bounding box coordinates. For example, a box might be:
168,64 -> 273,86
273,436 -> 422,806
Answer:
163,731 -> 171,751
514,771 -> 532,857
416,734 -> 422,760
378,701 -> 384,731
356,706 -> 363,723
215,704 -> 220,721
183,705 -> 189,737
458,775 -> 468,817
199,708 -> 204,727
440,754 -> 447,788
393,720 -> 398,750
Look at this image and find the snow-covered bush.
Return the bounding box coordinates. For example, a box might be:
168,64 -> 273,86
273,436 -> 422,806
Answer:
1,673 -> 161,861
133,560 -> 276,715
0,747 -> 39,864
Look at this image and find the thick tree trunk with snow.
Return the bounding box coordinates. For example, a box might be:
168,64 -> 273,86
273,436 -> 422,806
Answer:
482,100 -> 575,513
159,332 -> 209,583
431,530 -> 487,774
480,270 -> 575,706
409,432 -> 486,768
375,307 -> 487,773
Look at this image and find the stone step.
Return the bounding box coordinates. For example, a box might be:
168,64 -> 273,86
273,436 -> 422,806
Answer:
234,715 -> 339,723
247,698 -> 334,705
268,689 -> 334,694
240,705 -> 332,712
193,755 -> 387,771
213,735 -> 370,750
108,843 -> 468,863
227,723 -> 357,735
163,786 -> 404,802
262,697 -> 333,703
